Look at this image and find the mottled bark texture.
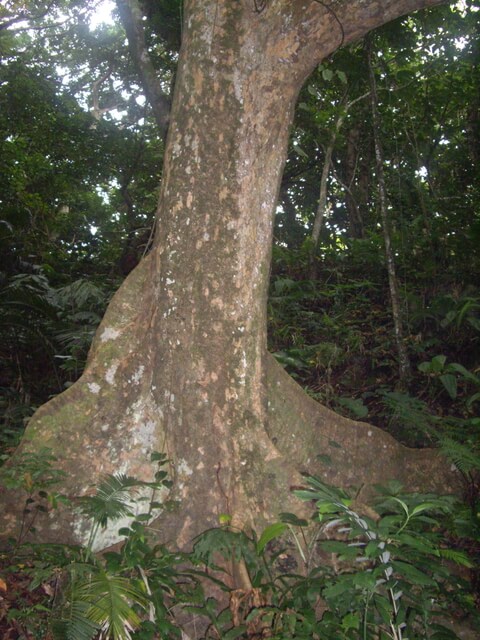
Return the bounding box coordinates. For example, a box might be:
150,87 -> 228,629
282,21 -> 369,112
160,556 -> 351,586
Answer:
0,0 -> 454,552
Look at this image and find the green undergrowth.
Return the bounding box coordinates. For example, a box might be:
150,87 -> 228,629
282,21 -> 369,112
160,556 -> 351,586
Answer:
0,449 -> 479,639
268,244 -> 480,448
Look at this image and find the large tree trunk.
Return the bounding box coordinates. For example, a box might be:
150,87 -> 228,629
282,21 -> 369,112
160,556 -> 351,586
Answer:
0,0 -> 453,551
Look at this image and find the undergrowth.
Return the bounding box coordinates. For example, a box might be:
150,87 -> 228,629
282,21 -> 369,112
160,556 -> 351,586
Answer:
268,245 -> 480,451
0,450 -> 479,639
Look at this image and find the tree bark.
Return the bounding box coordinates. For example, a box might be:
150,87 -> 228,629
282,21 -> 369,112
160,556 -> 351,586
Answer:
0,0 -> 452,552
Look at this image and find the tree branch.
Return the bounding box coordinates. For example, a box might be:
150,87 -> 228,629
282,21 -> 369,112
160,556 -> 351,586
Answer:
116,0 -> 171,140
0,1 -> 55,31
273,0 -> 448,86
89,65 -> 123,123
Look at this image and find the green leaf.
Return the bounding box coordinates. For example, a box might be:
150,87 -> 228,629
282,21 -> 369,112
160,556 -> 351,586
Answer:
78,474 -> 147,528
293,489 -> 319,502
438,437 -> 480,474
429,623 -> 460,639
466,392 -> 480,409
391,497 -> 410,517
446,363 -> 479,384
51,600 -> 100,640
373,592 -> 394,625
150,451 -> 168,463
223,625 -> 247,640
219,513 -> 232,525
341,612 -> 360,630
322,68 -> 334,81
440,374 -> 457,399
317,501 -> 341,514
256,522 -> 287,554
411,502 -> 438,517
419,355 -> 447,374
320,540 -> 351,554
391,560 -> 436,586
135,513 -> 151,522
365,540 -> 381,557
431,355 -> 447,371
77,571 -> 148,640
351,571 -> 377,589
321,540 -> 358,559
396,532 -> 438,555
337,396 -> 368,418
323,577 -> 353,600
279,512 -> 308,527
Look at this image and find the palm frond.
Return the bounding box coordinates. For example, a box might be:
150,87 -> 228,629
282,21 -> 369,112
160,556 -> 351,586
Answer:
78,571 -> 147,640
51,600 -> 100,640
78,474 -> 144,527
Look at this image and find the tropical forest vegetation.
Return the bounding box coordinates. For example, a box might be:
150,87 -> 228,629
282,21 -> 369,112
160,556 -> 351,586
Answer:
0,0 -> 479,638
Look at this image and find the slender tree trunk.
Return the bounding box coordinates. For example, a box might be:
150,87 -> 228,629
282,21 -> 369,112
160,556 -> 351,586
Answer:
466,17 -> 480,164
278,186 -> 303,247
1,0 -> 450,552
343,123 -> 367,239
367,36 -> 411,385
309,113 -> 343,277
310,92 -> 369,276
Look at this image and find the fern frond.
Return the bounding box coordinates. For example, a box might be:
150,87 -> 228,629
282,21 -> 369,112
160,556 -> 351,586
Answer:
439,548 -> 474,568
438,436 -> 480,475
56,279 -> 107,309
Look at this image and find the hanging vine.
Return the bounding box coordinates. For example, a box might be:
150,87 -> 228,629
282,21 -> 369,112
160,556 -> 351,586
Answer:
311,0 -> 345,48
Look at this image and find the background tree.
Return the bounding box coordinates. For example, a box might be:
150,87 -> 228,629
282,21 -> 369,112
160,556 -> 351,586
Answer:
270,3 -> 479,436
